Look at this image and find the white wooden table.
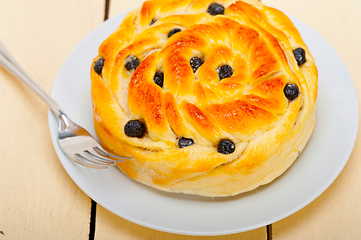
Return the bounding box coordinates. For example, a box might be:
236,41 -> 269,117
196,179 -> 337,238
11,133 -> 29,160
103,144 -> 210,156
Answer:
1,0 -> 360,239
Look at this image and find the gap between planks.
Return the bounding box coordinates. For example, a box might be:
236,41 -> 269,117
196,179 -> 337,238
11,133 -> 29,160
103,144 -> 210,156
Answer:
88,1 -> 111,240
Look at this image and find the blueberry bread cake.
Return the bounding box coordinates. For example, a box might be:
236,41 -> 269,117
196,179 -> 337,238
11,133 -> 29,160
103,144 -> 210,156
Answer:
91,0 -> 317,197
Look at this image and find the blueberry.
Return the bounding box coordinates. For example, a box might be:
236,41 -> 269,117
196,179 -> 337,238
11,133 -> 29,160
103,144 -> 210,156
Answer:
284,83 -> 299,101
293,48 -> 306,66
178,137 -> 194,148
190,57 -> 204,73
150,19 -> 156,26
93,58 -> 105,75
125,55 -> 140,71
216,65 -> 233,80
168,28 -> 182,38
124,120 -> 145,138
153,71 -> 164,88
207,3 -> 225,16
217,139 -> 235,154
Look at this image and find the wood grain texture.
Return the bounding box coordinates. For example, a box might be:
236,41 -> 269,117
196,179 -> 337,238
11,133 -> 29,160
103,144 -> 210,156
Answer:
95,0 -> 267,239
95,204 -> 267,239
108,0 -> 141,20
262,0 -> 361,239
0,0 -> 104,239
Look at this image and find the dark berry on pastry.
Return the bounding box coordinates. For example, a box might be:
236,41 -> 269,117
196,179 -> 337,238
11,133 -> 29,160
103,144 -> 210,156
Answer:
284,83 -> 300,101
124,120 -> 145,138
217,65 -> 233,80
178,137 -> 194,148
125,55 -> 140,71
153,71 -> 164,88
168,28 -> 182,38
207,3 -> 225,16
150,19 -> 157,25
217,139 -> 235,154
93,58 -> 105,75
293,48 -> 306,66
190,57 -> 204,73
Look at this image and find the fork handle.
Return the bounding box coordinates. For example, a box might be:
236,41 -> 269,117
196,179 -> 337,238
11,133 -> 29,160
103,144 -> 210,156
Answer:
0,40 -> 63,117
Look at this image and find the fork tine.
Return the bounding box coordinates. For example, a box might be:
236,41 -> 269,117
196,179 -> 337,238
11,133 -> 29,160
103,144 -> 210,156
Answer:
74,153 -> 110,169
84,150 -> 123,164
73,157 -> 107,169
94,147 -> 132,162
76,153 -> 112,166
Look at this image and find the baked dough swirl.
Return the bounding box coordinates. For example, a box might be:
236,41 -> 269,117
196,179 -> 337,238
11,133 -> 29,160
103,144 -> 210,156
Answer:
91,0 -> 317,197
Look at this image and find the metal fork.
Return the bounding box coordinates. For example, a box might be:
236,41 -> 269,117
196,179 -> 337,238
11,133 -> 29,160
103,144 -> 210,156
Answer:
0,40 -> 131,169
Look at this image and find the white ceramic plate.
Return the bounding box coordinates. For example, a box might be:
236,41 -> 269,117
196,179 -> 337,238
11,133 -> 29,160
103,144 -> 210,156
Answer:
49,10 -> 359,236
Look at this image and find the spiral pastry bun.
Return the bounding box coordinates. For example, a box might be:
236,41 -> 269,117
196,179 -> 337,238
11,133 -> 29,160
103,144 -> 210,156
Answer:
91,0 -> 317,197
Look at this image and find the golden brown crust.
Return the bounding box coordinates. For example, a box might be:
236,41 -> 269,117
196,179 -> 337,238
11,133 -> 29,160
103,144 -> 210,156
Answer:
91,0 -> 318,196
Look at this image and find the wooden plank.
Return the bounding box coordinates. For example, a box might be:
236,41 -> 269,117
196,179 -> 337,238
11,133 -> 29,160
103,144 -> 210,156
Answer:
96,204 -> 266,240
262,0 -> 361,239
108,0 -> 140,19
95,0 -> 267,239
0,0 -> 104,239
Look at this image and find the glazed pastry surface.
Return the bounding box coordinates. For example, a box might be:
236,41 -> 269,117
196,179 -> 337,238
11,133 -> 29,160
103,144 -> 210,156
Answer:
91,0 -> 317,196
